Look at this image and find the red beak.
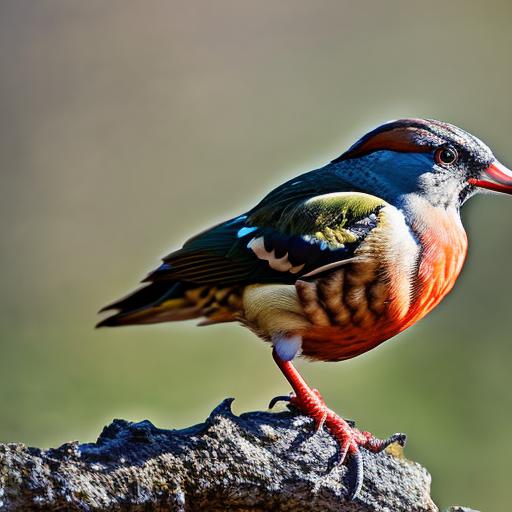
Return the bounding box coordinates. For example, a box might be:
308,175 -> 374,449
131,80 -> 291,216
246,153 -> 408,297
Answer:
468,160 -> 512,194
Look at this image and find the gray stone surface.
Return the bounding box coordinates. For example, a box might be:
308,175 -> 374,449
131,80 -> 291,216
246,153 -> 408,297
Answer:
0,399 -> 477,511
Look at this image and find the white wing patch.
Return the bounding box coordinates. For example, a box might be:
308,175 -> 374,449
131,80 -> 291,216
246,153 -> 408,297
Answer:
247,237 -> 305,274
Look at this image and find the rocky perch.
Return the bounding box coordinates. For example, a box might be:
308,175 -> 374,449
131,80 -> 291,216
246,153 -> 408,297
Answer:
0,399 -> 478,511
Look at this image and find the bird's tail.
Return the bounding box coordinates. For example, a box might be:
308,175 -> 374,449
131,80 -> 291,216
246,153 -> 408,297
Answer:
96,281 -> 243,328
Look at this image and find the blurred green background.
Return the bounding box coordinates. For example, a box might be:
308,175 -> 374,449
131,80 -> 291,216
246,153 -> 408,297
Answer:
1,1 -> 511,509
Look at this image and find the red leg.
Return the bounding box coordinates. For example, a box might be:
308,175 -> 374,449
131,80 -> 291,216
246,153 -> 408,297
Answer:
270,348 -> 406,500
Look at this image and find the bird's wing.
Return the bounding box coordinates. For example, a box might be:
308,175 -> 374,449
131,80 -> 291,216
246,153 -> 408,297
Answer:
144,191 -> 387,286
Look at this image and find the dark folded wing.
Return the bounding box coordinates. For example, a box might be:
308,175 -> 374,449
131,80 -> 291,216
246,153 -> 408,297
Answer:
144,192 -> 387,286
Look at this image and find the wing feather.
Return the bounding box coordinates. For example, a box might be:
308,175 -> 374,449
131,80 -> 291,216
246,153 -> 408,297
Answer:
144,192 -> 387,286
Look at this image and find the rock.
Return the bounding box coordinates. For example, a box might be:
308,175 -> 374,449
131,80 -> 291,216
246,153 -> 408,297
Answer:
0,399 -> 476,511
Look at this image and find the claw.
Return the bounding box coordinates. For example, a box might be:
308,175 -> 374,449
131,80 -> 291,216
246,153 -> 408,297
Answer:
364,431 -> 407,453
268,395 -> 291,409
386,432 -> 407,448
337,438 -> 351,467
345,449 -> 364,500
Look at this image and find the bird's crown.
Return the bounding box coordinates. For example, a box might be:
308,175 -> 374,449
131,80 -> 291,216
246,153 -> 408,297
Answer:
333,118 -> 493,165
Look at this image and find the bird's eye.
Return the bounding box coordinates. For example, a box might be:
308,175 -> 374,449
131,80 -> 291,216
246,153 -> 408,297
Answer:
435,146 -> 458,166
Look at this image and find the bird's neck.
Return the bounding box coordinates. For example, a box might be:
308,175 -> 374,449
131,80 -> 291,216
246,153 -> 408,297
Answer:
395,193 -> 465,246
394,192 -> 462,230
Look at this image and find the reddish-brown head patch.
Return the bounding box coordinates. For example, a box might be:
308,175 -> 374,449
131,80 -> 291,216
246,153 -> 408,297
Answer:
333,119 -> 448,162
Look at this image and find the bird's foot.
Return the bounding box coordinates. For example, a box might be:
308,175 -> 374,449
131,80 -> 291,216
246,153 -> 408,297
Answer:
270,350 -> 406,499
269,390 -> 406,500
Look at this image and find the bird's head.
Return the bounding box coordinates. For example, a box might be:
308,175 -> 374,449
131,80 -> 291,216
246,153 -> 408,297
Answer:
331,118 -> 512,209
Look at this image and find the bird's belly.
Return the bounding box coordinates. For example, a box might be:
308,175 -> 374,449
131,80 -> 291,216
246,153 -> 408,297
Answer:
296,265 -> 413,362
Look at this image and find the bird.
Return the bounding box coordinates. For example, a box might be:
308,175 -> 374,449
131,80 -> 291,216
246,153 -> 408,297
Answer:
97,118 -> 512,499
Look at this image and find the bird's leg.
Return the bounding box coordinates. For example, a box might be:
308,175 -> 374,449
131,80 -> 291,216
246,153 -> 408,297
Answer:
270,348 -> 406,500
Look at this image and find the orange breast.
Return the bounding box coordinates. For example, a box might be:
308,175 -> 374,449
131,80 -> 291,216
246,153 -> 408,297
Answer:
400,205 -> 468,329
300,205 -> 468,361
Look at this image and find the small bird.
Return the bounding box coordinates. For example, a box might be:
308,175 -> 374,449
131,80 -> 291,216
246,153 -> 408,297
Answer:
98,118 -> 512,499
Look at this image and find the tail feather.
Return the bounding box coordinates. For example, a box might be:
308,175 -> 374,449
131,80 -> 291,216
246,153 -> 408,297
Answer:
96,281 -> 242,328
99,281 -> 182,313
97,281 -> 194,327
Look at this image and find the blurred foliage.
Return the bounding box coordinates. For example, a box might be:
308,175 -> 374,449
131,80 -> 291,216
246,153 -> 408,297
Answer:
1,1 -> 511,510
